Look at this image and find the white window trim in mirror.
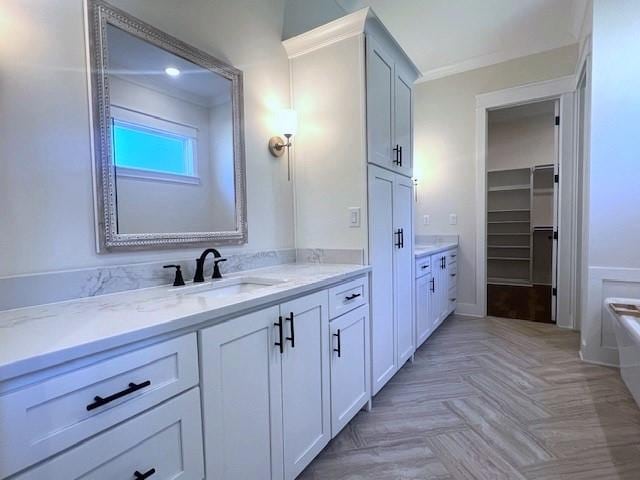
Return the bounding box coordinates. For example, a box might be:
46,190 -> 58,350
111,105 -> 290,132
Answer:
86,0 -> 248,250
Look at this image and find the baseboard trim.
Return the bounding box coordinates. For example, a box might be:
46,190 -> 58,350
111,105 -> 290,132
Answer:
579,348 -> 619,368
455,302 -> 484,317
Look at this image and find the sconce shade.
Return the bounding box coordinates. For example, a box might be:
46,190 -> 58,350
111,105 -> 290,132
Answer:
278,109 -> 298,137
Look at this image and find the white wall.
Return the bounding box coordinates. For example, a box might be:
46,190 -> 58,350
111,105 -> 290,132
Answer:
290,35 -> 368,251
581,0 -> 640,365
488,114 -> 555,171
413,45 -> 578,311
0,0 -> 293,277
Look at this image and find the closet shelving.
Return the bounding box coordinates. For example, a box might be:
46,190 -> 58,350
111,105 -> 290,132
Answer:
487,167 -> 533,286
487,165 -> 556,286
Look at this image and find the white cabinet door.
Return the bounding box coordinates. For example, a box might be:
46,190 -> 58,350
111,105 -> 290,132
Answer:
368,165 -> 397,395
366,37 -> 394,171
394,67 -> 413,176
415,273 -> 432,347
433,254 -> 446,327
330,305 -> 370,437
200,306 -> 284,480
394,174 -> 415,366
280,291 -> 330,480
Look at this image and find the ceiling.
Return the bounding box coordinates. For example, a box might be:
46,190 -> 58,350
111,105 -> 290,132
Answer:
335,0 -> 587,81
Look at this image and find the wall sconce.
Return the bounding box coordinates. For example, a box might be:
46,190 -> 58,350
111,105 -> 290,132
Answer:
269,109 -> 298,181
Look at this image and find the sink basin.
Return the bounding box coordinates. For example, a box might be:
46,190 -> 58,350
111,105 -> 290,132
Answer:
176,276 -> 285,298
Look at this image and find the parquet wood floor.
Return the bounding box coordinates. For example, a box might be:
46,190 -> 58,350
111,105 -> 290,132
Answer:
299,315 -> 640,479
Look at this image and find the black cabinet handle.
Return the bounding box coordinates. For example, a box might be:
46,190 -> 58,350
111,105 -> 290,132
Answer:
399,228 -> 404,248
451,273 -> 456,277
399,145 -> 403,167
286,312 -> 295,348
134,468 -> 156,479
421,265 -> 429,269
394,229 -> 402,248
333,329 -> 342,358
430,278 -> 435,292
393,145 -> 400,165
274,316 -> 284,354
345,293 -> 361,301
86,380 -> 151,411
450,298 -> 457,302
451,254 -> 457,258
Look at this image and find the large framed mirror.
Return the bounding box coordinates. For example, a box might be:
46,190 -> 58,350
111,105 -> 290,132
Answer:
87,0 -> 247,250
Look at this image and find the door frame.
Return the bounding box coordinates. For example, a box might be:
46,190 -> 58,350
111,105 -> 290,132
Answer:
474,75 -> 577,328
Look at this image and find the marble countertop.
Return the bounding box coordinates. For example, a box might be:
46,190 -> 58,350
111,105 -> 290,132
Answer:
0,263 -> 370,382
414,242 -> 458,258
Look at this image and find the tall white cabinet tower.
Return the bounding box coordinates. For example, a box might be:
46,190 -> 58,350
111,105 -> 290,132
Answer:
285,8 -> 420,396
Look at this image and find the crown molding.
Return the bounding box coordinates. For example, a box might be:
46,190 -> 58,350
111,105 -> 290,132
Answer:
282,8 -> 369,59
417,41 -> 578,84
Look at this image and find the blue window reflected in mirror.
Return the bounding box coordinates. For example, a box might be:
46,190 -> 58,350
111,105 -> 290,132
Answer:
112,120 -> 196,179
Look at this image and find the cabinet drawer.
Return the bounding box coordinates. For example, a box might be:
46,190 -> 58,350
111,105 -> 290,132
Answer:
446,249 -> 458,266
448,287 -> 458,312
448,262 -> 458,286
415,256 -> 431,277
15,388 -> 204,480
328,276 -> 369,319
0,333 -> 199,478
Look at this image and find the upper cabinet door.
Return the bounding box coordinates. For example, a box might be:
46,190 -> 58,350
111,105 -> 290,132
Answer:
280,291 -> 330,480
200,306 -> 284,480
366,37 -> 394,171
394,68 -> 413,176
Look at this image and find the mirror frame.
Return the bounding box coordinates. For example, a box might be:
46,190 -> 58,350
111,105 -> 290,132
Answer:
87,0 -> 247,250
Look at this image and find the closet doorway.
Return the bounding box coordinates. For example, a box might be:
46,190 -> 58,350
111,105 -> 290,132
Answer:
486,100 -> 559,323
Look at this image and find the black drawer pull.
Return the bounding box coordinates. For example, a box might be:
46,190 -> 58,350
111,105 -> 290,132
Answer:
134,468 -> 156,479
86,380 -> 151,411
286,312 -> 295,348
450,298 -> 457,302
451,273 -> 456,277
345,293 -> 361,301
333,329 -> 342,358
421,265 -> 429,269
274,316 -> 284,354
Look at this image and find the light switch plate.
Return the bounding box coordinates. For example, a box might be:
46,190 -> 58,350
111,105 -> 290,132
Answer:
349,207 -> 361,227
449,213 -> 458,225
423,215 -> 430,226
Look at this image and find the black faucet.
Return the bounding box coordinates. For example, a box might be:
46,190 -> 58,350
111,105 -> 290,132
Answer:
193,248 -> 227,282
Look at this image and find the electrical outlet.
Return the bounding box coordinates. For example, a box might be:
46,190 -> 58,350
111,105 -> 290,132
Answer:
349,207 -> 361,227
449,213 -> 458,225
423,215 -> 430,226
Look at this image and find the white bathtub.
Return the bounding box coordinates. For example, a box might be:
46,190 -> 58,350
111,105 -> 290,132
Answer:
606,297 -> 640,407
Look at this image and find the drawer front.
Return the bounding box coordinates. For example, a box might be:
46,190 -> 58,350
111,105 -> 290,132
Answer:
0,334 -> 199,479
448,262 -> 458,287
15,388 -> 204,480
446,249 -> 458,266
329,276 -> 369,319
448,286 -> 458,313
415,256 -> 431,277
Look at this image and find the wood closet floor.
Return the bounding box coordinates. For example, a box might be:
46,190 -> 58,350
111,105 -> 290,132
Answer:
299,315 -> 640,480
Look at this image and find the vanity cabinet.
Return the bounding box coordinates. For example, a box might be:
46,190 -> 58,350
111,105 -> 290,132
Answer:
415,247 -> 458,348
0,334 -> 199,479
368,165 -> 414,395
200,290 -> 332,480
14,388 -> 204,480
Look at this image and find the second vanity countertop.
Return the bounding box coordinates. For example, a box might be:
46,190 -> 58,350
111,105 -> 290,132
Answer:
414,242 -> 458,258
0,263 -> 370,383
